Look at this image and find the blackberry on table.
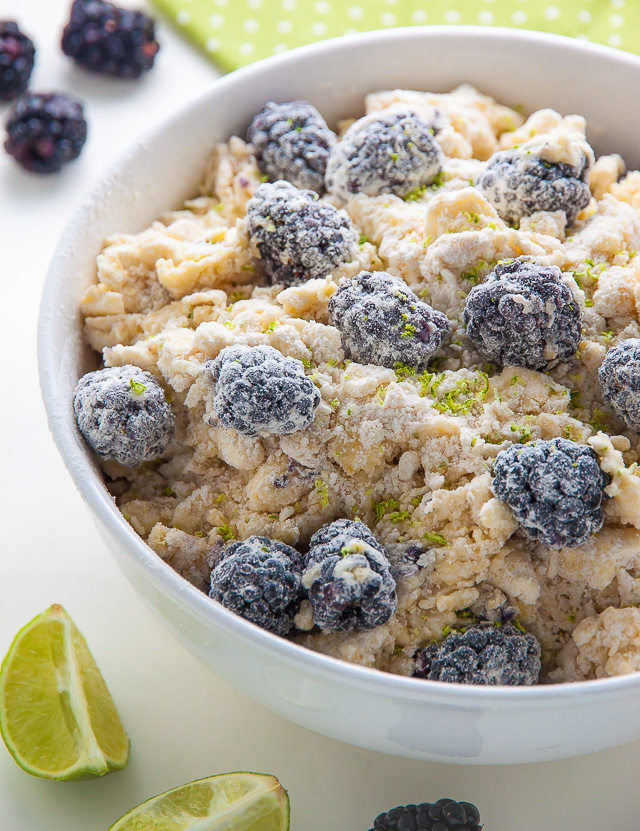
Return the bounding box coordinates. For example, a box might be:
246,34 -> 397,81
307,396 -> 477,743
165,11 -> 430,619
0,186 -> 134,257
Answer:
61,0 -> 159,79
475,147 -> 591,226
247,100 -> 336,193
325,108 -> 443,201
246,180 -> 358,286
207,344 -> 321,436
302,531 -> 397,632
5,92 -> 87,174
73,365 -> 174,466
209,536 -> 303,636
0,22 -> 35,101
370,799 -> 483,831
463,257 -> 581,370
415,623 -> 541,686
492,438 -> 609,548
329,270 -> 450,369
599,338 -> 640,431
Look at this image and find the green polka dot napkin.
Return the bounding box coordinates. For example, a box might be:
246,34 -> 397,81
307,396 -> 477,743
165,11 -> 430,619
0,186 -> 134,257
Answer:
151,0 -> 640,72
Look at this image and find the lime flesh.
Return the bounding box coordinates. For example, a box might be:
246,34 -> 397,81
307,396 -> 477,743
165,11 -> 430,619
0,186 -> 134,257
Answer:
0,604 -> 129,779
109,772 -> 290,831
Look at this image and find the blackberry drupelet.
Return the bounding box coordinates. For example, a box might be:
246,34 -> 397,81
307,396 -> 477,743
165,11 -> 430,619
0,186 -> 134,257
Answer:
475,147 -> 591,226
302,531 -> 397,632
247,100 -> 336,193
206,344 -> 321,436
5,92 -> 87,174
308,519 -> 381,561
73,365 -> 174,466
0,22 -> 35,101
209,536 -> 304,636
246,180 -> 358,286
599,338 -> 640,430
61,0 -> 159,79
329,270 -> 450,369
415,623 -> 541,686
325,108 -> 443,201
369,799 -> 483,831
492,438 -> 609,548
463,257 -> 581,370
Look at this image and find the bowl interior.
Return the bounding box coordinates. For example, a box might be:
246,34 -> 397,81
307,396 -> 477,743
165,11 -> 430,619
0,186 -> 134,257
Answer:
40,26 -> 640,708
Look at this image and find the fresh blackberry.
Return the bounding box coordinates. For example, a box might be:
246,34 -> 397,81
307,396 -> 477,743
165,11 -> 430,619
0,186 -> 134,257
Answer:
206,344 -> 321,436
492,438 -> 609,548
302,532 -> 397,632
325,108 -> 443,201
329,270 -> 450,369
475,146 -> 591,226
463,257 -> 581,370
415,624 -> 541,686
0,22 -> 35,101
246,180 -> 358,286
308,519 -> 381,561
5,92 -> 87,174
209,536 -> 304,636
73,365 -> 174,466
599,338 -> 640,431
61,0 -> 159,79
370,799 -> 483,831
247,100 -> 336,193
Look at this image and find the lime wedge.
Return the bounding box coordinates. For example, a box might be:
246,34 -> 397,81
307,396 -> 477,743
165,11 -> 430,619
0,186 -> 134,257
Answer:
109,772 -> 290,831
0,604 -> 130,780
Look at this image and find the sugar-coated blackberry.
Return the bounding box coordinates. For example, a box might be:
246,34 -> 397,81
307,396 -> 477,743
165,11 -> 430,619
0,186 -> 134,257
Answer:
475,147 -> 591,226
209,536 -> 304,636
415,624 -> 541,686
599,338 -> 640,431
370,799 -> 483,831
246,180 -> 358,286
390,544 -> 426,579
325,108 -> 443,201
5,92 -> 87,174
73,365 -> 174,466
329,270 -> 450,370
0,22 -> 35,101
207,344 -> 321,436
308,519 -> 381,562
463,257 -> 581,370
61,0 -> 159,79
247,100 -> 336,193
302,532 -> 397,632
492,438 -> 609,548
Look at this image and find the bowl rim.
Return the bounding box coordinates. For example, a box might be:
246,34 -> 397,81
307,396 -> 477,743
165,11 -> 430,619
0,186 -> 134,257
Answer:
39,23 -> 640,706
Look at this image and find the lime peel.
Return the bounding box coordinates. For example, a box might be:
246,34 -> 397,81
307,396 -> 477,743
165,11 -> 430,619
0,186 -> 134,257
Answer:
0,604 -> 129,780
108,772 -> 290,831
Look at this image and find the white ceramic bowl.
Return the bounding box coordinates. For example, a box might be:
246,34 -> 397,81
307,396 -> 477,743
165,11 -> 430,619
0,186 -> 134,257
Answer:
39,26 -> 640,765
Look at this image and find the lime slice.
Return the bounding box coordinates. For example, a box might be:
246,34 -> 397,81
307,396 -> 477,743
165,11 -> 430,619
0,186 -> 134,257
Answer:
109,772 -> 290,831
0,604 -> 130,780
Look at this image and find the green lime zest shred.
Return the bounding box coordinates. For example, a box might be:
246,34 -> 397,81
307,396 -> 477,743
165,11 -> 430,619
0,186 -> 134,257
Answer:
424,531 -> 449,547
394,361 -> 415,381
218,525 -> 235,541
374,497 -> 400,521
129,378 -> 146,394
389,510 -> 411,524
315,479 -> 329,507
589,408 -> 608,432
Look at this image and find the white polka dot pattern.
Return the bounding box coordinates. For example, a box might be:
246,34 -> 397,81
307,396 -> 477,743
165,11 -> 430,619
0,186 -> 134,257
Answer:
149,0 -> 640,71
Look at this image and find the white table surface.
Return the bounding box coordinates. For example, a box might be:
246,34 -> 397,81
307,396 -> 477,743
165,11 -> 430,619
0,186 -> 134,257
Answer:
1,3 -> 640,829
